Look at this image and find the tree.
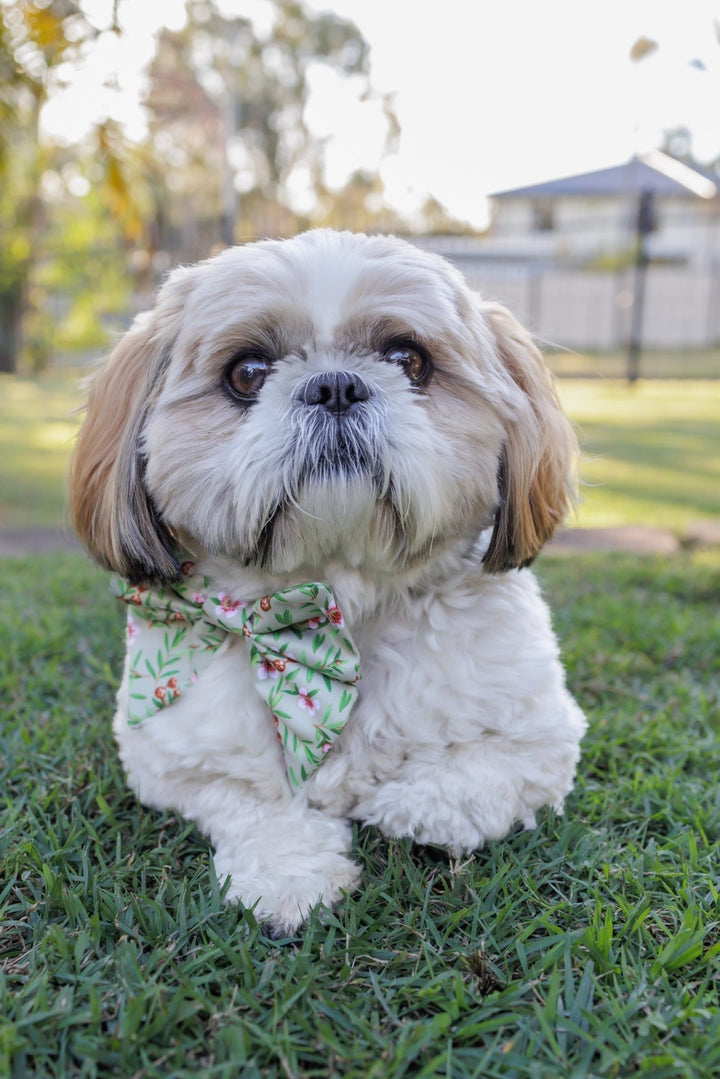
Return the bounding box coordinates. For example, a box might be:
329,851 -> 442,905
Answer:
144,0 -> 377,252
0,0 -> 149,372
0,0 -> 94,371
312,169 -> 410,234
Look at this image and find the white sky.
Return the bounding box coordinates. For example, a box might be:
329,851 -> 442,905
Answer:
40,0 -> 720,228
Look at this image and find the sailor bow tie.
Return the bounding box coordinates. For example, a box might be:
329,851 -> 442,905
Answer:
110,560 -> 360,790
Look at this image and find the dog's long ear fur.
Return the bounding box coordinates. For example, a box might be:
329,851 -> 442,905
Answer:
482,303 -> 578,573
70,274 -> 194,584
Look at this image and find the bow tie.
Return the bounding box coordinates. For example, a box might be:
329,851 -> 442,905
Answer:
110,559 -> 360,790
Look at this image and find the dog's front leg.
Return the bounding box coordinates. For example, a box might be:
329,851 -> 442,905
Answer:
350,716 -> 584,854
204,791 -> 361,933
132,768 -> 360,933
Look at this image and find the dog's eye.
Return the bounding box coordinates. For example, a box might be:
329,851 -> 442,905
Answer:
226,356 -> 269,400
383,344 -> 430,385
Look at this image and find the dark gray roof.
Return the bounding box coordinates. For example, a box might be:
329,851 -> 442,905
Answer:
491,153 -> 718,200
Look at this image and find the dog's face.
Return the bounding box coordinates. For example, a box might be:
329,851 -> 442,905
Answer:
71,230 -> 576,583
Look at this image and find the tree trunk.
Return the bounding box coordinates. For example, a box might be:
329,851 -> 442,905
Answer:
0,280 -> 23,374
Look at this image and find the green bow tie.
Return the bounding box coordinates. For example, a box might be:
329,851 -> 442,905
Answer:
110,560 -> 360,790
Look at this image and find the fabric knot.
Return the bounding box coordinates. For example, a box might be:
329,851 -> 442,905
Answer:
110,560 -> 360,790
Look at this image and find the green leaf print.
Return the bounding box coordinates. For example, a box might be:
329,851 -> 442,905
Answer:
114,565 -> 360,791
298,584 -> 319,598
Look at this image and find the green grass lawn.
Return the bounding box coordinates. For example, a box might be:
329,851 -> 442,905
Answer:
0,372 -> 84,530
1,369 -> 719,1076
545,347 -> 720,381
1,550 -> 719,1077
555,380 -> 720,533
0,371 -> 718,538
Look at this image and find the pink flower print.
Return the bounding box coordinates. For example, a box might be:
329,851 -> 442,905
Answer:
154,678 -> 180,704
327,605 -> 344,628
257,656 -> 280,681
218,594 -> 244,617
321,741 -> 333,754
306,616 -> 321,630
192,592 -> 207,604
127,619 -> 139,644
297,687 -> 318,714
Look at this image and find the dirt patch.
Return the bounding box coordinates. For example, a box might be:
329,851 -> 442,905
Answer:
1,522 -> 718,559
0,527 -> 82,557
547,526 -> 681,555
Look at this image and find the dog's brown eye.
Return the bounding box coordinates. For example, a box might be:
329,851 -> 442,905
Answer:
227,356 -> 269,399
383,344 -> 429,384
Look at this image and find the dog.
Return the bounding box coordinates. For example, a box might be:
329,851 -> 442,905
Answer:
71,229 -> 586,934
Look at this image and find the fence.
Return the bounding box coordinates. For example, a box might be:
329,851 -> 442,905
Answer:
453,263 -> 720,352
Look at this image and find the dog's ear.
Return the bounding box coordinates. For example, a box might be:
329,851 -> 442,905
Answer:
70,271 -> 195,583
481,303 -> 578,573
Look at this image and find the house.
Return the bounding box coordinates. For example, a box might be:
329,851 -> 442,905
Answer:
486,151 -> 719,270
416,153 -> 720,351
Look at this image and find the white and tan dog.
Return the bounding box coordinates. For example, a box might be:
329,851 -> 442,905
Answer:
71,229 -> 586,933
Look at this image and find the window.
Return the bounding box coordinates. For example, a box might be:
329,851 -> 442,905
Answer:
532,200 -> 555,232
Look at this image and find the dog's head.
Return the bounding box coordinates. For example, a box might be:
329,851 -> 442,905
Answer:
71,230 -> 576,582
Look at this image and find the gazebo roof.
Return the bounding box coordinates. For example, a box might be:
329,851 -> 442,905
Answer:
491,152 -> 717,201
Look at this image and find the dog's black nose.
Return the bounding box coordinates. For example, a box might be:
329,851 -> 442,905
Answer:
299,371 -> 371,413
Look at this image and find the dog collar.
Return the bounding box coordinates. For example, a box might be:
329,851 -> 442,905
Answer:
110,560 -> 360,790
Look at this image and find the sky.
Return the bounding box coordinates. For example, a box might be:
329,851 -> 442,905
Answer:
40,0 -> 720,229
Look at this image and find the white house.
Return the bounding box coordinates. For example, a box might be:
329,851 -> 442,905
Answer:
415,153 -> 720,351
486,151 -> 719,270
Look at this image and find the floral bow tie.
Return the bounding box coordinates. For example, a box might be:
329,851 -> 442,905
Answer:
110,559 -> 360,790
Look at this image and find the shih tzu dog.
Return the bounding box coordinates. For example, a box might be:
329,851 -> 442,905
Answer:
71,229 -> 586,934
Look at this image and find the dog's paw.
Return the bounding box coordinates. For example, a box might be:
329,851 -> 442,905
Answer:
217,848 -> 361,935
210,806 -> 360,934
355,773 -> 528,853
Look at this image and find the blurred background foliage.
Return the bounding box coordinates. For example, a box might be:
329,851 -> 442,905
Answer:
0,0 -> 468,375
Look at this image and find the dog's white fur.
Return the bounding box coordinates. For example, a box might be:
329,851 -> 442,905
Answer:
71,229 -> 586,933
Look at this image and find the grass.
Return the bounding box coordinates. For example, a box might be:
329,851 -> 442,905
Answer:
554,380 -> 720,534
1,371 -> 718,539
545,348 -> 720,381
1,549 -> 719,1077
0,372 -> 84,530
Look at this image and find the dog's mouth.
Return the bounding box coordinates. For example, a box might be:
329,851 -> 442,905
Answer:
249,485 -> 408,574
244,409 -> 405,572
286,406 -> 388,488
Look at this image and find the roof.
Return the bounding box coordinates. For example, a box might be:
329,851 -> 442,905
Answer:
491,152 -> 718,201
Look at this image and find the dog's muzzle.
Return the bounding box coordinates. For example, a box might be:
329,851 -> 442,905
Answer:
297,371 -> 371,414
